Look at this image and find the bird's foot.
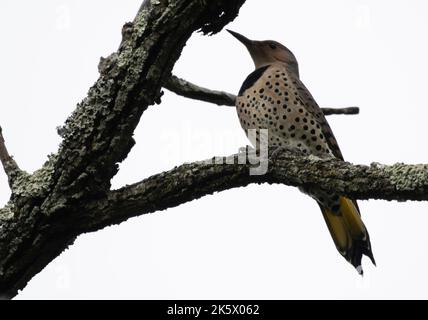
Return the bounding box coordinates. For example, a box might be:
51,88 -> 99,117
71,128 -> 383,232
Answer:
238,145 -> 269,176
270,145 -> 303,162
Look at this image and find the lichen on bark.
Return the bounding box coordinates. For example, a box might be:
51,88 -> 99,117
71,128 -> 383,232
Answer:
0,0 -> 248,299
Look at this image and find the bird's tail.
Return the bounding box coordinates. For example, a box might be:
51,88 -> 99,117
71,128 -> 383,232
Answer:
319,197 -> 376,275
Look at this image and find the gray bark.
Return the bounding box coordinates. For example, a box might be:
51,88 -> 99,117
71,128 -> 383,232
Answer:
0,0 -> 426,299
0,0 -> 246,299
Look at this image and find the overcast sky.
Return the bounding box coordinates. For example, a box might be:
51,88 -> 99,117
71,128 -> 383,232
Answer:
1,0 -> 428,299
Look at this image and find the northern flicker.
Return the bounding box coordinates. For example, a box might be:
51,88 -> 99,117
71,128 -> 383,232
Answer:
228,30 -> 375,274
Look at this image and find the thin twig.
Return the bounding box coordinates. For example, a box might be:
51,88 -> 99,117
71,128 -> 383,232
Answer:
165,75 -> 236,106
321,107 -> 360,116
164,75 -> 360,115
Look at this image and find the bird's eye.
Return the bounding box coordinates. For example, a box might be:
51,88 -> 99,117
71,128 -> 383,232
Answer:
269,43 -> 277,50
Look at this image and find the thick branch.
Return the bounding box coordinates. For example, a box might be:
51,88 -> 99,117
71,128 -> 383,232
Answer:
164,75 -> 360,116
76,153 -> 428,233
0,126 -> 22,187
0,0 -> 247,299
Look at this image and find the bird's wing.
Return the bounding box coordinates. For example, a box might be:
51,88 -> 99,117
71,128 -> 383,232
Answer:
289,71 -> 344,160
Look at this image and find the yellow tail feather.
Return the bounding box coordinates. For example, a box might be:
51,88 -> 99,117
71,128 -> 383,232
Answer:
320,197 -> 375,274
339,197 -> 365,240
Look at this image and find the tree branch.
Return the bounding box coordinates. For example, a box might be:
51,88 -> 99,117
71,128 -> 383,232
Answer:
75,152 -> 428,233
164,75 -> 360,116
0,0 -> 248,299
0,126 -> 23,187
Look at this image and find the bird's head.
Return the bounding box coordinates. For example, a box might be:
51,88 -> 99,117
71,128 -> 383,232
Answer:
227,30 -> 299,77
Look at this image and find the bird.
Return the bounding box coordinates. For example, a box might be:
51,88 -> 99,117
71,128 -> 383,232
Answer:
227,30 -> 375,274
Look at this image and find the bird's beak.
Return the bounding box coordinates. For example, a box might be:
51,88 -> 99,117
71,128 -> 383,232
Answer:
227,30 -> 263,69
227,29 -> 253,48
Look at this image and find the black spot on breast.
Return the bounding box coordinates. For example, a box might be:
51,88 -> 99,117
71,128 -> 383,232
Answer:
238,65 -> 270,96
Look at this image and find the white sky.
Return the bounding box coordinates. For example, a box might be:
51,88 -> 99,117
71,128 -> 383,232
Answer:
1,0 -> 428,299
